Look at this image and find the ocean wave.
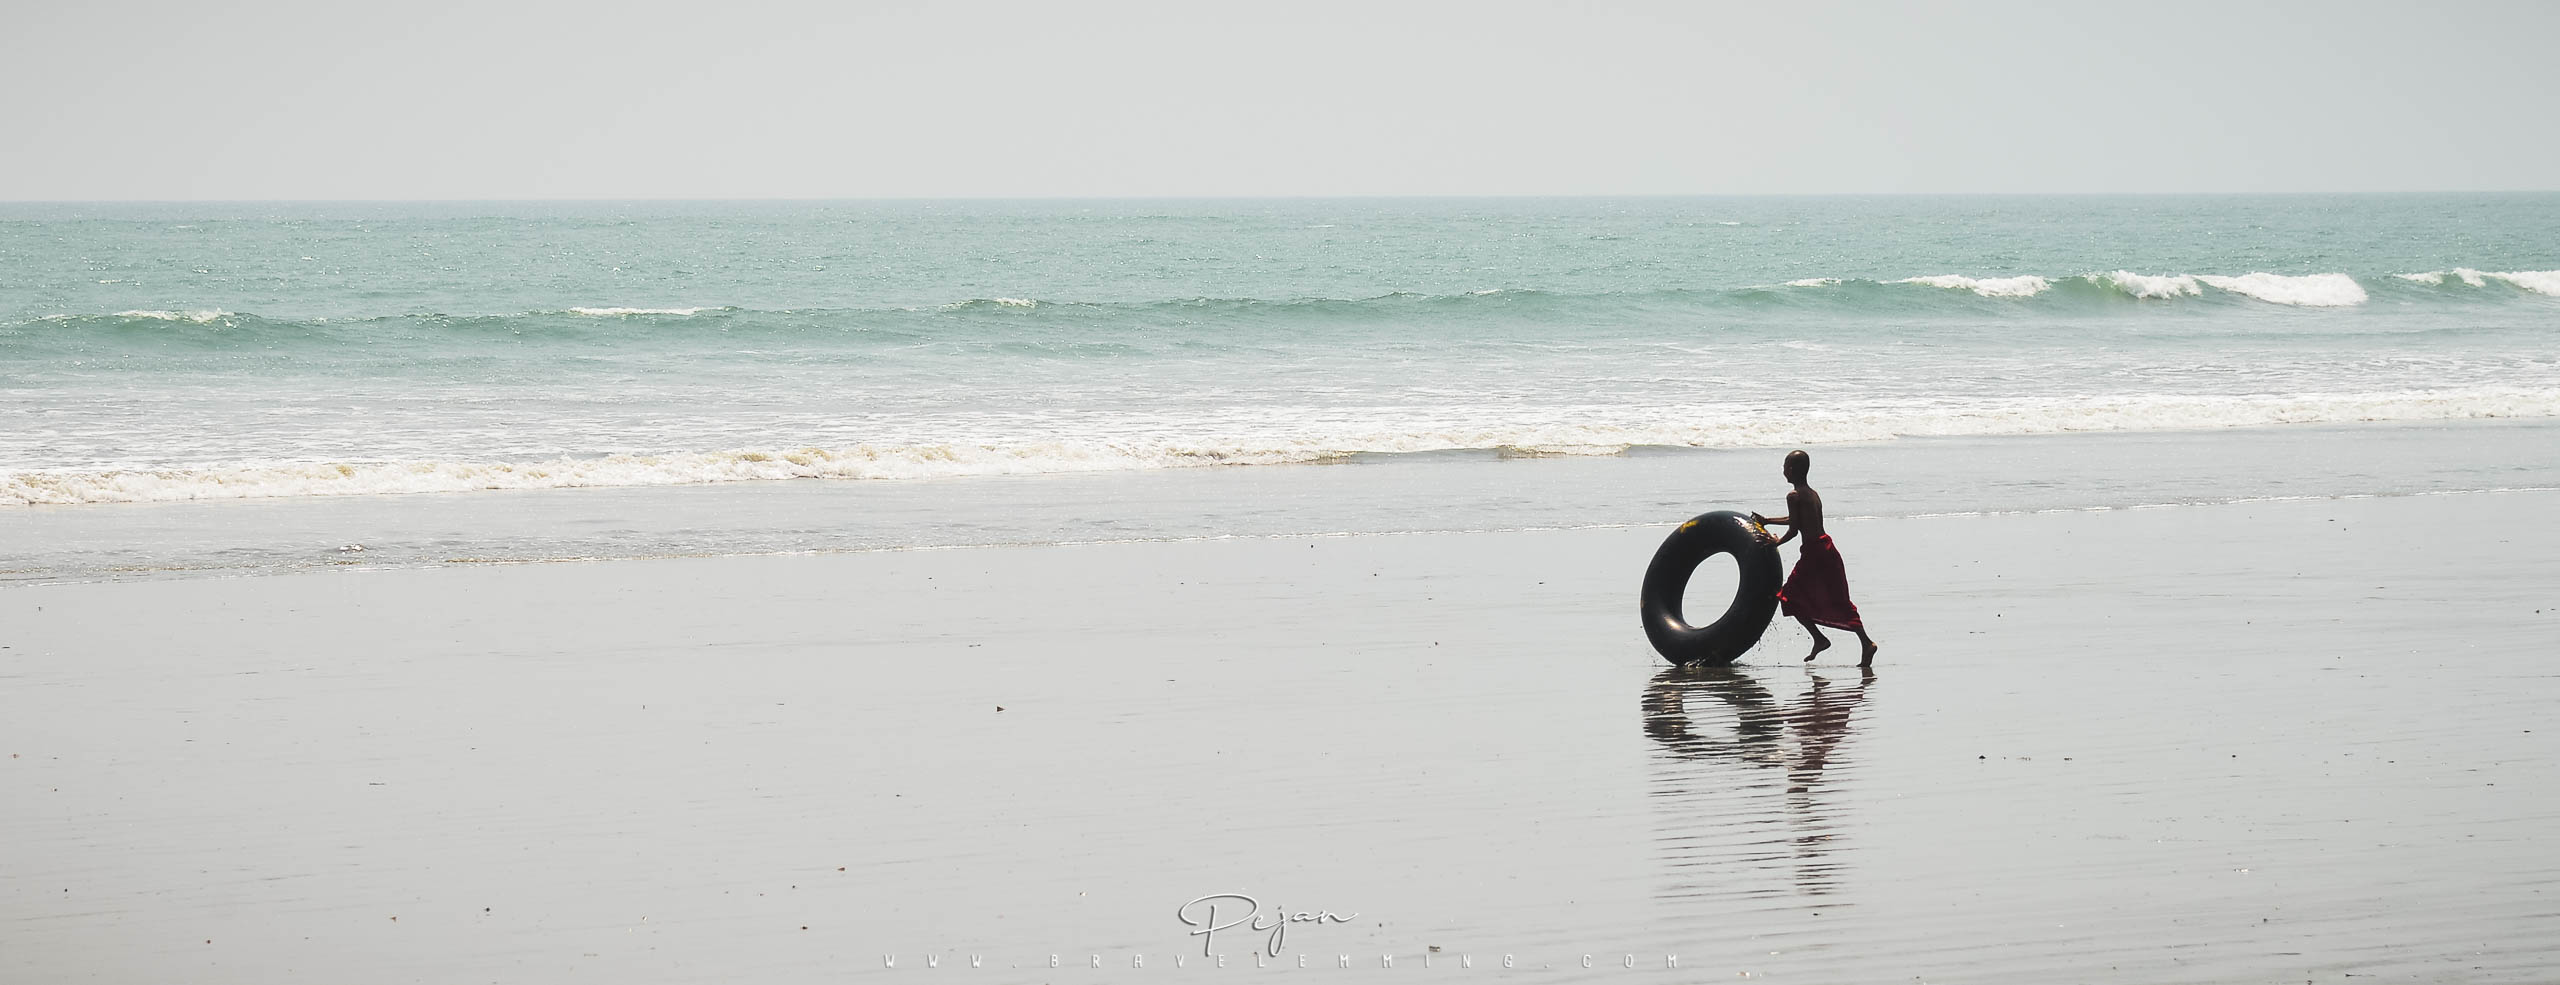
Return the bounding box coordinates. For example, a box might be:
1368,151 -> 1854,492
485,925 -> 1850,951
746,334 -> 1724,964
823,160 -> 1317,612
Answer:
937,297 -> 1043,310
106,309 -> 235,323
2395,269 -> 2560,296
1783,270 -> 2405,307
2400,269 -> 2487,287
2496,271 -> 2560,295
9,388 -> 2553,506
1892,274 -> 2054,297
12,268 -> 2552,346
2193,273 -> 2367,307
2089,271 -> 2203,299
566,306 -> 718,316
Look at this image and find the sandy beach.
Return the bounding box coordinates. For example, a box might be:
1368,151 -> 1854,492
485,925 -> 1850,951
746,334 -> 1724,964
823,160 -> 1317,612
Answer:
4,488 -> 2553,982
10,6 -> 2557,981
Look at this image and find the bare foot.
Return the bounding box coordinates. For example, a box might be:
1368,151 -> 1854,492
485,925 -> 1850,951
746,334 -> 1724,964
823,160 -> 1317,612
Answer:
1859,640 -> 1879,666
1804,636 -> 1832,662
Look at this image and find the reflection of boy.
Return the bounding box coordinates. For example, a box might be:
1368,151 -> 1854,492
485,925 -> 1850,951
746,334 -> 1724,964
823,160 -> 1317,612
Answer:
1751,450 -> 1879,666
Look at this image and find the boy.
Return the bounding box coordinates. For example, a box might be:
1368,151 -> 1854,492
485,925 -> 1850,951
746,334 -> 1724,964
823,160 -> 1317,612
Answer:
1751,450 -> 1879,666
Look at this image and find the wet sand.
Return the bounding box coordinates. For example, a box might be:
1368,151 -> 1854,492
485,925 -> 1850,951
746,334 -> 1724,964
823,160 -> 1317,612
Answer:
3,490 -> 2555,982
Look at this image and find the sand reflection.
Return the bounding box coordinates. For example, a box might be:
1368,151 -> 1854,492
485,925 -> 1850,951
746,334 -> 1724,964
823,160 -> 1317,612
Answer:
1642,664 -> 1874,902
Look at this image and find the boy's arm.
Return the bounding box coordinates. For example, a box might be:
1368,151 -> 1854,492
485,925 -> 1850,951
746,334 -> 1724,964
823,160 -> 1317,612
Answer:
1754,490 -> 1800,528
1755,490 -> 1804,544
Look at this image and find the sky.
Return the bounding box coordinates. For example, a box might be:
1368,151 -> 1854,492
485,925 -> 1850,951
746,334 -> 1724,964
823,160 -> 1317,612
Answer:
3,0 -> 2554,200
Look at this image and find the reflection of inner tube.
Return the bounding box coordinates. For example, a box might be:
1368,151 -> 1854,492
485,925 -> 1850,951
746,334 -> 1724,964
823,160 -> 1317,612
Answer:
1639,510 -> 1783,665
1643,665 -> 1785,760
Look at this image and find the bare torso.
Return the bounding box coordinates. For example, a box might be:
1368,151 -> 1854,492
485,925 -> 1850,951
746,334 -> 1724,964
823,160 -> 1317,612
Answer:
1787,485 -> 1826,538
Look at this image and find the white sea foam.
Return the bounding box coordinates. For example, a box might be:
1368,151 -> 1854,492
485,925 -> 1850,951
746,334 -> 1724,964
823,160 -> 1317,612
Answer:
935,297 -> 1041,310
2397,269 -> 2487,287
10,388 -> 2554,506
0,444 -> 1343,506
1779,269 -> 2523,304
568,306 -> 711,316
2399,269 -> 2560,296
2496,271 -> 2560,295
110,309 -> 233,323
1893,274 -> 2053,297
2093,271 -> 2203,299
2194,273 -> 2367,307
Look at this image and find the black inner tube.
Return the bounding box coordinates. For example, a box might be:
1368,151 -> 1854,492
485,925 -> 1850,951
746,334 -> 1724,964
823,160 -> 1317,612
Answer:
1639,510 -> 1783,666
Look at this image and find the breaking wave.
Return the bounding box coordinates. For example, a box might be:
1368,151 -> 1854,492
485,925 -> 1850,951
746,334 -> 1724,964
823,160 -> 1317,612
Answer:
2091,271 -> 2202,299
107,309 -> 235,323
2193,273 -> 2368,307
10,266 -> 2558,349
1794,271 -> 2373,306
2395,269 -> 2560,296
566,306 -> 719,316
1892,274 -> 2054,298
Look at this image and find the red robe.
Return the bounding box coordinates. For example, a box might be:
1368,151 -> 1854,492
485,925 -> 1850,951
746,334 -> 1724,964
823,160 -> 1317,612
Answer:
1777,534 -> 1864,631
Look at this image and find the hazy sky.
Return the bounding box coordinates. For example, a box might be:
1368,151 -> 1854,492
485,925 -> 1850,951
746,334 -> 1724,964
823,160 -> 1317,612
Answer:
4,0 -> 2554,199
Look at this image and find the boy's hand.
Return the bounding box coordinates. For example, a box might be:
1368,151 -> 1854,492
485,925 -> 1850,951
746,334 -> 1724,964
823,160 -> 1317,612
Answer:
1749,512 -> 1770,524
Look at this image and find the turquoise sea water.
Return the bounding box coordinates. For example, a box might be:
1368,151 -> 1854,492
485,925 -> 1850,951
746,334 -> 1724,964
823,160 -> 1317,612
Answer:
4,195 -> 2557,578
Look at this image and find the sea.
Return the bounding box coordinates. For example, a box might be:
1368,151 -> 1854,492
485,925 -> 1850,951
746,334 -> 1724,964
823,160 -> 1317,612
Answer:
4,195 -> 2556,582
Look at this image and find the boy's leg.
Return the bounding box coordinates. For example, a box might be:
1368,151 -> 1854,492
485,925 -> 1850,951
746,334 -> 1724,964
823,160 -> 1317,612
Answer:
1854,627 -> 1878,666
1798,617 -> 1831,661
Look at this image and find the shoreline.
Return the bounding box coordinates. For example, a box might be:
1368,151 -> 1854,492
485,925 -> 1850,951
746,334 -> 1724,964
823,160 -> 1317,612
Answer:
5,417 -> 2556,587
11,412 -> 2560,511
